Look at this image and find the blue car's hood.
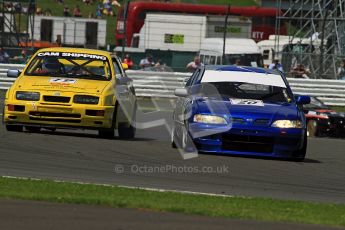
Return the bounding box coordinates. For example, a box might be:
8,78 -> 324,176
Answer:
193,97 -> 300,125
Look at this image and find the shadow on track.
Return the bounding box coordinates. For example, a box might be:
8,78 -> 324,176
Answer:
303,158 -> 322,164
198,151 -> 322,163
24,129 -> 155,142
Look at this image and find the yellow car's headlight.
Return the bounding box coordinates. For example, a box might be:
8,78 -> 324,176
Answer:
193,114 -> 227,124
271,120 -> 302,128
16,91 -> 40,101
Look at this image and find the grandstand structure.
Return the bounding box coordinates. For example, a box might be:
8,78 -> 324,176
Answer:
275,0 -> 345,79
0,0 -> 35,48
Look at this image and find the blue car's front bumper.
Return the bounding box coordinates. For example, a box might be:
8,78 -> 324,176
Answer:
190,123 -> 306,159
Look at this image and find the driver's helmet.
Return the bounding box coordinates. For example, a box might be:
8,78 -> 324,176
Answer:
42,57 -> 64,73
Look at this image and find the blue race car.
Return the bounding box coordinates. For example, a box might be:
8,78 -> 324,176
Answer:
172,65 -> 310,161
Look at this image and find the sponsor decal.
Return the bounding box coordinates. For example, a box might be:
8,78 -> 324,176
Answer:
229,98 -> 264,106
37,52 -> 107,60
164,34 -> 184,44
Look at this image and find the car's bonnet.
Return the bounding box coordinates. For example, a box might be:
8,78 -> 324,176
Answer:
193,97 -> 299,122
15,75 -> 110,94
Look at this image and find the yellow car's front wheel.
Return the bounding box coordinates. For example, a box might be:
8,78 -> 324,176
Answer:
98,108 -> 117,139
118,122 -> 135,139
25,126 -> 41,132
6,125 -> 23,132
98,128 -> 115,139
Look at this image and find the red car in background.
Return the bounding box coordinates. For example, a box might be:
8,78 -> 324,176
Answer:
300,96 -> 345,137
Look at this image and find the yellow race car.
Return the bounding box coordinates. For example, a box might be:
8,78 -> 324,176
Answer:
3,47 -> 137,138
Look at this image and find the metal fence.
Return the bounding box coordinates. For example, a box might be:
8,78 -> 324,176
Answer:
1,64 -> 345,106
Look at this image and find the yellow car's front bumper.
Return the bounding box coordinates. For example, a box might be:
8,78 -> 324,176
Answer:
4,100 -> 115,130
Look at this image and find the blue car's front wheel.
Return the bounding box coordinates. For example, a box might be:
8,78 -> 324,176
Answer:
292,132 -> 307,161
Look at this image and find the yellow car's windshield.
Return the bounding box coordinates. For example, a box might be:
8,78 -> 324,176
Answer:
25,52 -> 112,81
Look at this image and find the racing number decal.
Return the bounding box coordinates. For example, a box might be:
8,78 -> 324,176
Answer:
230,99 -> 264,106
49,78 -> 77,84
240,100 -> 258,105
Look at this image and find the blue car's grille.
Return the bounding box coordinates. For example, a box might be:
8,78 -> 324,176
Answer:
231,117 -> 270,126
253,119 -> 270,126
222,133 -> 274,153
231,117 -> 245,124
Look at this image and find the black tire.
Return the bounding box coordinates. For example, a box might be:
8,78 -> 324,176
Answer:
117,102 -> 136,139
98,128 -> 115,138
181,123 -> 196,153
6,125 -> 23,132
118,123 -> 135,139
25,126 -> 41,132
171,139 -> 177,148
98,108 -> 117,139
292,132 -> 307,161
307,120 -> 317,137
171,126 -> 177,148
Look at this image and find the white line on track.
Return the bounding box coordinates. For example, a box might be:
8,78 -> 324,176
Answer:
2,175 -> 234,198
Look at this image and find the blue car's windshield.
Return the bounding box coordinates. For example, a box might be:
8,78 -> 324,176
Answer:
191,82 -> 291,103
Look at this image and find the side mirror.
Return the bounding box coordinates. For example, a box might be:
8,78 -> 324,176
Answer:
121,63 -> 128,71
7,69 -> 21,78
296,95 -> 310,105
174,88 -> 189,97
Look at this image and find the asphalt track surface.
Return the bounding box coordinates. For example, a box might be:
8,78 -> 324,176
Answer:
1,93 -> 345,229
1,92 -> 345,204
0,199 -> 340,230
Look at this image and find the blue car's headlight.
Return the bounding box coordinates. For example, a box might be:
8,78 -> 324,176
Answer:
16,91 -> 40,101
271,120 -> 302,128
193,114 -> 227,124
73,95 -> 99,104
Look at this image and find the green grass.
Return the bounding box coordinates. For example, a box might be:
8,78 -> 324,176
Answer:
197,0 -> 258,6
1,177 -> 345,227
37,0 -> 97,18
332,106 -> 345,113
